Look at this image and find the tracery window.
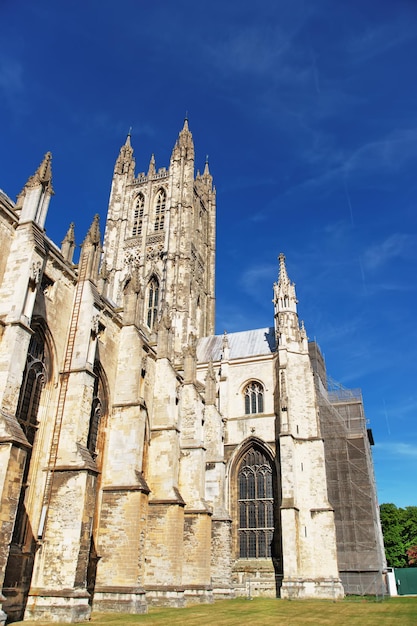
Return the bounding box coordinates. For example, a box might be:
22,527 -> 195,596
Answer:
154,188 -> 166,231
87,364 -> 106,459
16,328 -> 48,447
244,381 -> 264,414
132,193 -> 145,236
13,325 -> 48,546
146,276 -> 159,330
238,446 -> 274,558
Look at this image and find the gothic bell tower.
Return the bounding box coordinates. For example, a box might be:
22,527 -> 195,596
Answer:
101,119 -> 216,358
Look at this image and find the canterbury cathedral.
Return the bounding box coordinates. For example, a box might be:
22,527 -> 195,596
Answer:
0,121 -> 386,623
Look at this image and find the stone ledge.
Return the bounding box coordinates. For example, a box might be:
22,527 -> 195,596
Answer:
94,586 -> 145,594
28,588 -> 90,598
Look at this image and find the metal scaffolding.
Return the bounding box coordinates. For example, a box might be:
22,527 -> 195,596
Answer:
309,343 -> 386,595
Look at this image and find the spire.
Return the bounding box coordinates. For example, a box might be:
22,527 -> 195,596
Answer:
80,215 -> 102,282
148,153 -> 156,177
114,133 -> 135,178
275,253 -> 297,313
274,253 -> 306,347
61,222 -> 76,263
63,222 -> 75,245
25,152 -> 54,193
203,155 -> 210,176
171,117 -> 194,161
84,214 -> 101,246
202,154 -> 213,188
278,253 -> 290,287
18,152 -> 54,228
179,116 -> 192,144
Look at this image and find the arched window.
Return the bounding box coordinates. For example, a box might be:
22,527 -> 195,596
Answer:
154,188 -> 166,231
4,323 -> 51,611
244,381 -> 264,414
238,445 -> 274,558
87,363 -> 107,460
132,193 -> 145,236
12,326 -> 49,546
146,276 -> 159,330
16,328 -> 48,447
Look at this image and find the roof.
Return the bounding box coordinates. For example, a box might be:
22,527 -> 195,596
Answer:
197,327 -> 275,363
0,188 -> 15,211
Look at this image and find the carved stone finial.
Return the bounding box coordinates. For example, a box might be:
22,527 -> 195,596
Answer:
99,260 -> 109,281
25,152 -> 54,194
206,359 -> 216,382
184,332 -> 197,358
91,314 -> 100,336
83,214 -> 101,246
131,268 -> 141,294
159,302 -> 172,331
30,261 -> 42,286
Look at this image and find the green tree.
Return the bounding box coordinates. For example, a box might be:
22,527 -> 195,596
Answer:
380,503 -> 407,567
407,545 -> 417,566
402,506 -> 417,566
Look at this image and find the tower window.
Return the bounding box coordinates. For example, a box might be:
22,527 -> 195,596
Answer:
244,381 -> 264,414
154,188 -> 166,231
132,193 -> 145,236
146,277 -> 159,330
238,446 -> 274,558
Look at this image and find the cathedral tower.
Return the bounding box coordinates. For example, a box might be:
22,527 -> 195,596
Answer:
101,120 -> 216,359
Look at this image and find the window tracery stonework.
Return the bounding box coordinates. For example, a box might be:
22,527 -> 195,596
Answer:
244,381 -> 264,414
124,247 -> 141,270
238,446 -> 274,559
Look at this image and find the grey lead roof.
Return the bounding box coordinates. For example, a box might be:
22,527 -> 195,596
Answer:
197,327 -> 275,363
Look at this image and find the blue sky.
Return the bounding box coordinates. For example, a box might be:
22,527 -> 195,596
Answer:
1,1 -> 417,508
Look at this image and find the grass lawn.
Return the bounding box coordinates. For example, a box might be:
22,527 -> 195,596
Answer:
14,596 -> 417,626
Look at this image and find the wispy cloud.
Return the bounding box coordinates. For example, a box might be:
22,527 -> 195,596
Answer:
347,18 -> 417,63
375,442 -> 417,459
344,129 -> 417,177
239,262 -> 277,295
363,233 -> 417,272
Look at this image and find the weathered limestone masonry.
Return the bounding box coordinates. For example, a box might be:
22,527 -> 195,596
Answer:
0,120 -> 386,623
273,254 -> 344,599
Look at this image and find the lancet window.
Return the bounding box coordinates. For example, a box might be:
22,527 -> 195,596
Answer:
132,193 -> 145,236
12,325 -> 49,546
16,328 -> 48,447
146,276 -> 159,330
154,188 -> 166,231
238,446 -> 274,558
87,364 -> 106,460
244,381 -> 264,414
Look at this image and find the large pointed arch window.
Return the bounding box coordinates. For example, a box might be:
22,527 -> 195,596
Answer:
16,327 -> 48,447
244,381 -> 264,414
132,193 -> 145,236
146,276 -> 159,330
238,446 -> 274,558
4,323 -> 50,610
154,188 -> 166,231
12,325 -> 49,546
87,363 -> 107,461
